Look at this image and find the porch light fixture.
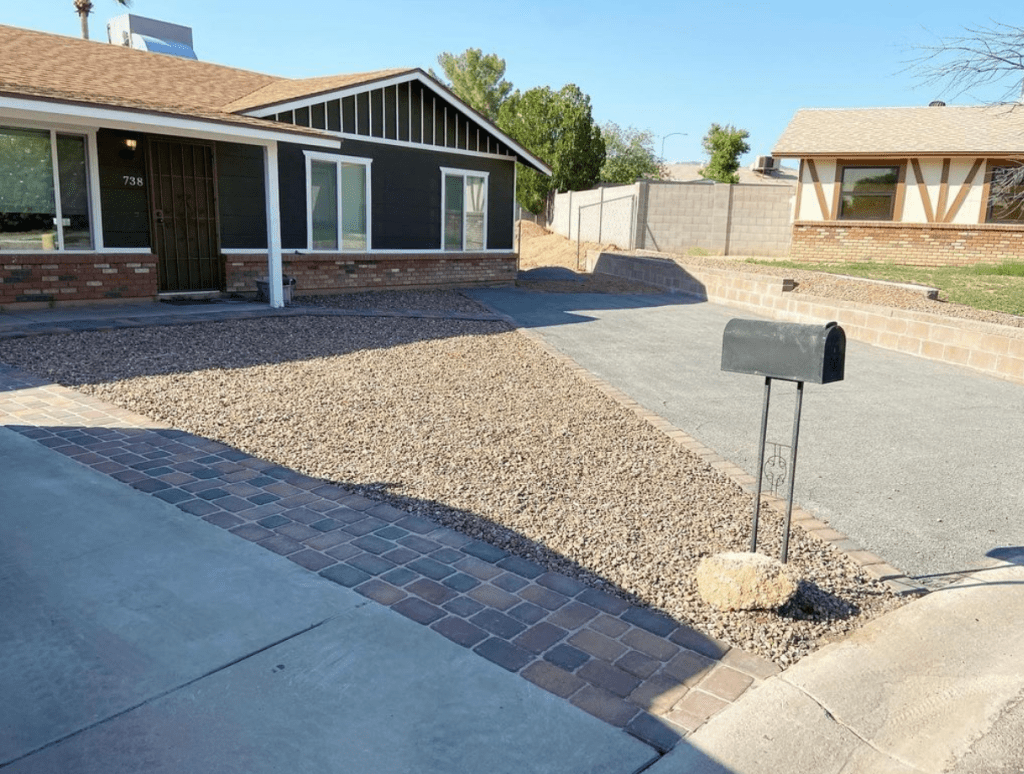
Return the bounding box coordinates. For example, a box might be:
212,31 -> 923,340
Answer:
124,138 -> 137,150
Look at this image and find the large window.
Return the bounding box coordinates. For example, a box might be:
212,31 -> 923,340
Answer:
304,152 -> 370,251
986,165 -> 1024,224
0,126 -> 93,250
442,168 -> 487,251
838,165 -> 900,221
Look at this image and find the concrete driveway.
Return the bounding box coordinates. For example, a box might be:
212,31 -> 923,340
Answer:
466,288 -> 1024,585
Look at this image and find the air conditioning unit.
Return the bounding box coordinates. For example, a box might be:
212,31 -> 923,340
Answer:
752,155 -> 777,173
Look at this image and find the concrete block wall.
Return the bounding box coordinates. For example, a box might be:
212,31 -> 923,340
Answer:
0,253 -> 158,306
225,252 -> 517,295
548,185 -> 639,248
728,185 -> 795,256
586,251 -> 1024,385
641,183 -> 721,254
791,222 -> 1024,266
550,181 -> 794,256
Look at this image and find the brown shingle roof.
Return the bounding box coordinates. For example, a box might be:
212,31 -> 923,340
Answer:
0,25 -> 551,174
773,105 -> 1024,157
0,25 -> 408,134
0,24 -> 276,113
223,69 -> 416,113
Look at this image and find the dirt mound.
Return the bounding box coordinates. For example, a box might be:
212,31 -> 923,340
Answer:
514,220 -> 657,293
516,220 -> 618,271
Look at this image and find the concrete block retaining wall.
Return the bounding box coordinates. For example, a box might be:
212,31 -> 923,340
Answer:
587,251 -> 1024,385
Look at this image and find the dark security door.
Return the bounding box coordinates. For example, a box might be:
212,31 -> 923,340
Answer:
148,139 -> 222,292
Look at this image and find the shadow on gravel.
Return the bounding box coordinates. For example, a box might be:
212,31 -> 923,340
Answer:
0,315 -> 517,388
778,580 -> 860,622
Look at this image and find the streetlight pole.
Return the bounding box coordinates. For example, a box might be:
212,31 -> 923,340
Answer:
661,132 -> 687,161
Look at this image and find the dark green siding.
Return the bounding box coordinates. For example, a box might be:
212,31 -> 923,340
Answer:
216,142 -> 267,250
97,129 -> 150,248
277,139 -> 515,251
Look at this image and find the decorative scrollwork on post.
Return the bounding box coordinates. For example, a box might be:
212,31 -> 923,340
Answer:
764,442 -> 789,496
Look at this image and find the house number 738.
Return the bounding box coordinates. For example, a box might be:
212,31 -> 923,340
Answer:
122,175 -> 145,187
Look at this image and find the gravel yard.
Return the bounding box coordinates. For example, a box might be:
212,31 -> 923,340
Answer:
0,290 -> 904,666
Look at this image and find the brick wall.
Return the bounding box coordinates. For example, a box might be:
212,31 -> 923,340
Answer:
225,252 -> 517,295
0,253 -> 158,306
791,222 -> 1024,266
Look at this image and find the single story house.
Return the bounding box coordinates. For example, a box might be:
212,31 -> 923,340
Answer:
772,104 -> 1024,265
0,23 -> 551,307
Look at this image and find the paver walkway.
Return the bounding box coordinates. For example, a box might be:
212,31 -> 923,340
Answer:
0,301 -> 779,752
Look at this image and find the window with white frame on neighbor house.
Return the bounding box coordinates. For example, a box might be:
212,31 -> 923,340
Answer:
442,168 -> 487,251
986,165 -> 1024,224
0,126 -> 93,251
837,165 -> 900,221
305,152 -> 370,251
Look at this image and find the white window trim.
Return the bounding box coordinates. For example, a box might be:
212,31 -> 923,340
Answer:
440,167 -> 489,251
303,150 -> 372,252
0,124 -> 101,252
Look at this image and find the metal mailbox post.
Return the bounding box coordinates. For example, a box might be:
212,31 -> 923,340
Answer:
721,319 -> 846,561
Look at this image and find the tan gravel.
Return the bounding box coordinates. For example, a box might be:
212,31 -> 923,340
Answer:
0,301 -> 903,667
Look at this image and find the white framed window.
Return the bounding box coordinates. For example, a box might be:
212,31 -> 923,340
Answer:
0,126 -> 94,251
441,167 -> 488,251
303,151 -> 371,251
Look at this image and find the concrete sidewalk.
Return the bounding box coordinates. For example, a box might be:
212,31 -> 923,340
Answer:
653,554 -> 1024,773
0,427 -> 660,773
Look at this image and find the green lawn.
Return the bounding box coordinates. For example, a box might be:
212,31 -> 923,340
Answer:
745,259 -> 1024,317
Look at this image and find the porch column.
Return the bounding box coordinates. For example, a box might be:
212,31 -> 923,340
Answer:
263,142 -> 284,308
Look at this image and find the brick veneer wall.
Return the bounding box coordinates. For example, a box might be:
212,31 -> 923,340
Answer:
587,251 -> 1024,386
791,222 -> 1024,266
225,252 -> 517,294
0,253 -> 158,306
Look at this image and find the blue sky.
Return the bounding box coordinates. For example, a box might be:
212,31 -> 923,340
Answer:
5,1 -> 1021,164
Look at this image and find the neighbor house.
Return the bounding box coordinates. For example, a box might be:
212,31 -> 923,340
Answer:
772,104 -> 1024,265
0,23 -> 550,307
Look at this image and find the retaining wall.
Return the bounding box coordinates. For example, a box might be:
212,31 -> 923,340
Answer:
587,251 -> 1024,386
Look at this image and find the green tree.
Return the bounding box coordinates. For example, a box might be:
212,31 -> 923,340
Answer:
498,84 -> 605,213
429,48 -> 513,121
600,123 -> 663,183
74,0 -> 132,41
698,123 -> 751,184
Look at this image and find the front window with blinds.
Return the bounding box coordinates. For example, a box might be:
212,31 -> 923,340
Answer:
304,152 -> 371,251
442,168 -> 487,251
0,126 -> 93,251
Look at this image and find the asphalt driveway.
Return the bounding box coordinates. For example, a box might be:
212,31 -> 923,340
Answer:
466,288 -> 1024,585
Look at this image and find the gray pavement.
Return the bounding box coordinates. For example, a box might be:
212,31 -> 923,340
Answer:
0,426 -> 660,773
466,288 -> 1024,585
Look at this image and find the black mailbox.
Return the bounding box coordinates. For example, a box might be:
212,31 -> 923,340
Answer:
721,319 -> 846,385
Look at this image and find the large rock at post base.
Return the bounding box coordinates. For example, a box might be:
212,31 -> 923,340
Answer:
696,552 -> 798,612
